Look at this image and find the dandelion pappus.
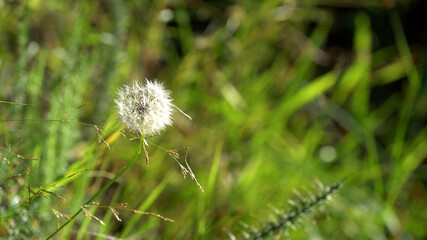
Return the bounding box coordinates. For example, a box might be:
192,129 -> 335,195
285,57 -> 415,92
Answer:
131,93 -> 150,117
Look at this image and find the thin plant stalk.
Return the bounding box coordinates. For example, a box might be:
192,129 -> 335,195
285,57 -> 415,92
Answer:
46,134 -> 145,239
0,100 -> 31,106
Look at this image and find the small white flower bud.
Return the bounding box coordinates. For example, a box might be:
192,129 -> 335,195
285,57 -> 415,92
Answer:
115,79 -> 187,136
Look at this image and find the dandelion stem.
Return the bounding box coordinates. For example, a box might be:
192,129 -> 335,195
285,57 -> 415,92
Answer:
46,134 -> 145,239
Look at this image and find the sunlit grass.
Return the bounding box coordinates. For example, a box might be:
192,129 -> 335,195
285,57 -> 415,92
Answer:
0,1 -> 426,239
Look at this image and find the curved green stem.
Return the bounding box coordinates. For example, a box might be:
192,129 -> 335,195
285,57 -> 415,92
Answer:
46,135 -> 145,240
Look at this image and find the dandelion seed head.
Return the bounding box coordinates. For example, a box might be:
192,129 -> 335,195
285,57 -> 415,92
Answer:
115,79 -> 178,136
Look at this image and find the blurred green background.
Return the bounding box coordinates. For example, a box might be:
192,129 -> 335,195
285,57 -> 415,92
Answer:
1,0 -> 426,239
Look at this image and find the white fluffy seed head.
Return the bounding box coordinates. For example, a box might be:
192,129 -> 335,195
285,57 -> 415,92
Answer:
115,79 -> 176,136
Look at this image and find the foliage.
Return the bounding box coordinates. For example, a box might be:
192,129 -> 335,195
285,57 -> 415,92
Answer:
0,0 -> 426,239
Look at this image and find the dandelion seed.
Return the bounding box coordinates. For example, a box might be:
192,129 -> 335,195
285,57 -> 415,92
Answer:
115,79 -> 190,136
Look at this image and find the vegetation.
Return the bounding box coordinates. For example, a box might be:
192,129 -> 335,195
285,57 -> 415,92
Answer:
0,0 -> 426,239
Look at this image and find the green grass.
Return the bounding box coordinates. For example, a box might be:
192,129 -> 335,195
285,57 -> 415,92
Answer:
0,1 -> 426,239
